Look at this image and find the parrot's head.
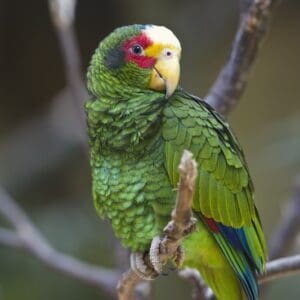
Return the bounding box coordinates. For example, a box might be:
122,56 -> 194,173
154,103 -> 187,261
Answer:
87,24 -> 182,98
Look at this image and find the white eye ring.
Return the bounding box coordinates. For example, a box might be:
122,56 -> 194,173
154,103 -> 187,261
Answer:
162,48 -> 173,58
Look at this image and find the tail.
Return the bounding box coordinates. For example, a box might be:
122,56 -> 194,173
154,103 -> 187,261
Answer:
183,218 -> 265,300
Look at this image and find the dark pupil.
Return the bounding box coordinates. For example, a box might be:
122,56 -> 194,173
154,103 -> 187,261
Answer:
132,45 -> 142,55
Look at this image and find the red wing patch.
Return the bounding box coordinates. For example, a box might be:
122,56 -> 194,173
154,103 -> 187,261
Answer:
204,217 -> 220,233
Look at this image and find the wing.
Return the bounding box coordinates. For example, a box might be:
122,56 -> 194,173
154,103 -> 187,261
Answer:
162,89 -> 267,267
163,89 -> 256,226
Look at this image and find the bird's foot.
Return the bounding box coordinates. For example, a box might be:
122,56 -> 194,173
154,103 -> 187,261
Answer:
149,236 -> 185,274
149,217 -> 197,274
183,217 -> 197,236
164,216 -> 197,237
130,252 -> 159,280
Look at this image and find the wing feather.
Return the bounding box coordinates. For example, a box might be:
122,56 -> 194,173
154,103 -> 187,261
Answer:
162,89 -> 267,299
163,91 -> 255,227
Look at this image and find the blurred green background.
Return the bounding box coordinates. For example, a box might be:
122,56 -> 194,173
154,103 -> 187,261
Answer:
0,0 -> 300,299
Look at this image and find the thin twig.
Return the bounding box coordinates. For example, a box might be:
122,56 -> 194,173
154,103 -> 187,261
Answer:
206,0 -> 275,115
0,187 -> 119,297
117,270 -> 144,300
179,254 -> 300,298
48,0 -> 88,149
179,268 -> 215,300
259,254 -> 300,283
268,176 -> 300,260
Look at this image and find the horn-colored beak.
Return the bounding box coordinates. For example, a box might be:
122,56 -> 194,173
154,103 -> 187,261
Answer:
149,56 -> 180,98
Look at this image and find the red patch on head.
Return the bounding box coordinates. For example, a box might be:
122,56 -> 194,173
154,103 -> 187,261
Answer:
204,218 -> 220,233
123,32 -> 156,68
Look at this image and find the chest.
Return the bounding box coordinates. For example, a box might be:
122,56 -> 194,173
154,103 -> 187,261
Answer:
92,139 -> 175,251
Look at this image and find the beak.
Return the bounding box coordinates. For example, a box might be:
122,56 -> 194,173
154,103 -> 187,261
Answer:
149,55 -> 180,98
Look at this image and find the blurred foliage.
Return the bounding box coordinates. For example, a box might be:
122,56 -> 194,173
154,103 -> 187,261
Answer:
0,0 -> 300,299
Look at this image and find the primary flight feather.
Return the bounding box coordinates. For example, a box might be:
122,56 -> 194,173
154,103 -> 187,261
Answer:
85,24 -> 267,300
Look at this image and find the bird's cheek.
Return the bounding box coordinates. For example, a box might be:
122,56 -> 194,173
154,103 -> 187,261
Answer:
148,58 -> 180,97
126,53 -> 156,69
149,67 -> 165,92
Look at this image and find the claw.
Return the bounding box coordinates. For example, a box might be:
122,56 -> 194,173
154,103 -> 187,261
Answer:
175,244 -> 185,268
149,236 -> 164,273
183,217 -> 197,236
130,252 -> 158,280
149,236 -> 186,274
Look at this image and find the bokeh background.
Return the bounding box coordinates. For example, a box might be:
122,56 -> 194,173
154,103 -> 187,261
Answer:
0,0 -> 300,299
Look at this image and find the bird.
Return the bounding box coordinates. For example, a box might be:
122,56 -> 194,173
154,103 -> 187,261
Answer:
85,24 -> 267,300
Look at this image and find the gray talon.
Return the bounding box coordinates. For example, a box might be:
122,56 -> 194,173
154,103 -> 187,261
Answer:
175,245 -> 185,268
183,217 -> 197,236
130,252 -> 158,280
149,235 -> 186,273
149,236 -> 164,274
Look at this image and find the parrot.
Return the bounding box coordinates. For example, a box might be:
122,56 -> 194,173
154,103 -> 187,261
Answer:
85,24 -> 267,300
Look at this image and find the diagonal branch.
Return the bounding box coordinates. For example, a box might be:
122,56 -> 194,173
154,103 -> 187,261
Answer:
48,0 -> 88,149
1,160 -> 300,300
179,268 -> 215,300
117,269 -> 144,300
268,176 -> 300,260
206,0 -> 277,115
0,187 -> 119,298
179,255 -> 300,300
0,229 -> 23,248
259,254 -> 300,284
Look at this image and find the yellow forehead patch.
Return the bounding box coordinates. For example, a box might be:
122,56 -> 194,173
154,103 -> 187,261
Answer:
145,43 -> 178,57
143,25 -> 181,58
145,43 -> 163,57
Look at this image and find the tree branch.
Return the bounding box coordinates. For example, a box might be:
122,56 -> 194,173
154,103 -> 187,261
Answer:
179,268 -> 215,300
48,0 -> 88,149
0,187 -> 119,298
117,269 -> 144,300
2,184 -> 300,300
1,153 -> 300,300
259,255 -> 300,284
268,176 -> 300,260
0,229 -> 23,248
179,254 -> 300,300
157,150 -> 198,262
2,1 -> 298,300
116,151 -> 300,300
117,150 -> 198,300
206,0 -> 276,115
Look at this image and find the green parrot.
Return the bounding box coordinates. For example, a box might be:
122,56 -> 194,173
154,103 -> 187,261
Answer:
85,24 -> 267,300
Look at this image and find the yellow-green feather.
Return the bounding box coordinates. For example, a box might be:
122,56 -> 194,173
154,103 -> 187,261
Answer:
162,91 -> 256,227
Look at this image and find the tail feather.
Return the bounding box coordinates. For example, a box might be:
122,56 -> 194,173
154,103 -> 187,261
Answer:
203,214 -> 263,300
214,233 -> 258,300
183,217 -> 263,300
183,222 -> 252,300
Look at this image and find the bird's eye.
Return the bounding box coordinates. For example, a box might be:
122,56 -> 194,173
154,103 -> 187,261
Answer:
163,49 -> 173,58
131,44 -> 143,55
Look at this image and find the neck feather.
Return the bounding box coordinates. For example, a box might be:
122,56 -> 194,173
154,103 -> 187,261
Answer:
86,90 -> 166,153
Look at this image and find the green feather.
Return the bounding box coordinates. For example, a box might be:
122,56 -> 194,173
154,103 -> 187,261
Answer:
86,25 -> 267,299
